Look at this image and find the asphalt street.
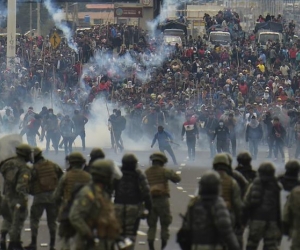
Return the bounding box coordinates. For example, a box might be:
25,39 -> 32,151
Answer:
1,142 -> 293,250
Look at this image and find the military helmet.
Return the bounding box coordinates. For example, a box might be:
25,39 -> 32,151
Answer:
33,147 -> 42,157
199,171 -> 221,196
258,162 -> 275,177
90,159 -> 114,180
150,152 -> 168,164
237,151 -> 252,163
90,148 -> 105,160
68,152 -> 86,164
285,160 -> 300,173
213,153 -> 230,166
16,144 -> 32,157
122,153 -> 138,164
225,153 -> 233,166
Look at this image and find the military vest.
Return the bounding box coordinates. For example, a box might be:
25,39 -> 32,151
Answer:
63,169 -> 91,201
88,185 -> 122,240
145,166 -> 169,197
32,160 -> 58,194
114,170 -> 141,204
191,199 -> 218,245
220,173 -> 233,211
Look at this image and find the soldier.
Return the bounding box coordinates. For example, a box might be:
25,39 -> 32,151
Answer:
25,147 -> 63,250
212,120 -> 230,153
151,126 -> 178,165
69,159 -> 122,250
72,109 -> 88,152
181,115 -> 199,161
178,171 -> 240,250
282,184 -> 300,249
84,148 -> 105,173
145,152 -> 181,250
235,151 -> 257,183
212,154 -> 243,229
59,115 -> 75,156
0,144 -> 32,250
53,152 -> 91,250
41,109 -> 59,154
278,160 -> 300,191
114,154 -> 152,249
244,162 -> 282,250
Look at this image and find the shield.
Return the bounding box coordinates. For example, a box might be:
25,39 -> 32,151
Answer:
0,134 -> 22,162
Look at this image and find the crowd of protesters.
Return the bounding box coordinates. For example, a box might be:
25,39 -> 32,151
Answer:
0,11 -> 299,159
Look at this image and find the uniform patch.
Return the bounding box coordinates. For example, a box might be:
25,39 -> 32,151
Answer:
81,200 -> 87,206
23,175 -> 29,179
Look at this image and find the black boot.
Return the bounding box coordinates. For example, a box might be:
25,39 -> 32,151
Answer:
161,240 -> 167,250
49,235 -> 56,250
1,232 -> 7,250
148,240 -> 155,250
24,236 -> 36,250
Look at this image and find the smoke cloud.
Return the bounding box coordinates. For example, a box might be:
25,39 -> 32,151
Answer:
43,0 -> 78,52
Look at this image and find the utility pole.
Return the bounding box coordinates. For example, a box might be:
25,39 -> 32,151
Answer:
37,2 -> 41,36
30,2 -> 32,36
7,0 -> 16,70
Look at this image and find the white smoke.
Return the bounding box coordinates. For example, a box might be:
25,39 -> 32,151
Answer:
43,0 -> 78,52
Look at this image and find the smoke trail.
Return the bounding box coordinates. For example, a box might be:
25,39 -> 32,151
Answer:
43,0 -> 78,52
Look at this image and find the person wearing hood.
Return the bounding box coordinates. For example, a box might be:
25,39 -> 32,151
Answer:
114,154 -> 152,249
212,120 -> 230,153
235,151 -> 257,183
178,171 -> 240,250
271,117 -> 286,162
245,115 -> 263,160
278,160 -> 300,192
243,162 -> 282,250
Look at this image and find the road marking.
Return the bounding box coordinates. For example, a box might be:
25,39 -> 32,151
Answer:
177,187 -> 183,190
137,231 -> 147,236
24,228 -> 31,232
180,163 -> 186,167
189,195 -> 195,198
196,177 -> 201,180
138,241 -> 146,245
176,171 -> 181,174
183,191 -> 187,193
40,243 -> 48,247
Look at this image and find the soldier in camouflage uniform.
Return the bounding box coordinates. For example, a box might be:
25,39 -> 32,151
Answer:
0,144 -> 32,250
69,159 -> 121,250
53,152 -> 91,250
179,171 -> 240,250
283,184 -> 300,250
114,154 -> 152,249
25,147 -> 64,250
212,154 -> 243,230
244,162 -> 282,250
235,151 -> 257,183
145,152 -> 181,250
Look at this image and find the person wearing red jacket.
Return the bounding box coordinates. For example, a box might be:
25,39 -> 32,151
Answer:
239,81 -> 248,97
181,116 -> 199,161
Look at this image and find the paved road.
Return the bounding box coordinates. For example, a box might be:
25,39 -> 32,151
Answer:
2,143 -> 292,250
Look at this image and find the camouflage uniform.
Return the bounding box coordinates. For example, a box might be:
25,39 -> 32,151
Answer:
25,147 -> 63,250
145,152 -> 181,250
53,152 -> 91,250
0,144 -> 32,249
69,160 -> 121,250
283,185 -> 300,250
114,154 -> 152,249
244,162 -> 282,250
179,171 -> 240,250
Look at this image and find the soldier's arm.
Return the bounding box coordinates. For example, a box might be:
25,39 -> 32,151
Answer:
136,169 -> 152,211
69,189 -> 94,238
52,174 -> 66,203
232,180 -> 243,224
164,168 -> 181,183
55,164 -> 64,179
180,198 -> 197,231
15,166 -> 31,205
282,192 -> 293,235
214,199 -> 240,250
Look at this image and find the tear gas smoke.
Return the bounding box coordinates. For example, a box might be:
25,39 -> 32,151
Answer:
43,0 -> 78,52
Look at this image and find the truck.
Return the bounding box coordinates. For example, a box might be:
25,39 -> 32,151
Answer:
255,21 -> 284,49
208,30 -> 232,48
